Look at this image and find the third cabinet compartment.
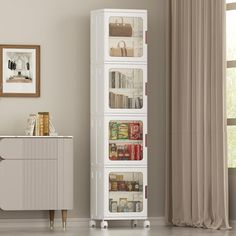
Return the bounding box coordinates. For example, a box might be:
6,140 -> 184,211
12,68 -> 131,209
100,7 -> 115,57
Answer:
91,116 -> 147,167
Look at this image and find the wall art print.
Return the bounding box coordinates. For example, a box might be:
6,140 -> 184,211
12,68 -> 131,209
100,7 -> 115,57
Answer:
0,45 -> 40,97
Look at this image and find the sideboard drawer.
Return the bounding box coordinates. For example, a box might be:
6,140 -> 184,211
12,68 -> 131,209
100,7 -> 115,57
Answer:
0,138 -> 59,160
0,159 -> 58,210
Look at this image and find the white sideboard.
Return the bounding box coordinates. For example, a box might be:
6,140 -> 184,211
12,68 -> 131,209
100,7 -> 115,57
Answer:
0,136 -> 73,229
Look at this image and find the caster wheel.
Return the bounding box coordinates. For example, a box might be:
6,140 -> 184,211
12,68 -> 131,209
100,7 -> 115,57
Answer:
101,221 -> 108,229
49,221 -> 54,230
89,220 -> 96,228
143,220 -> 150,228
131,220 -> 138,228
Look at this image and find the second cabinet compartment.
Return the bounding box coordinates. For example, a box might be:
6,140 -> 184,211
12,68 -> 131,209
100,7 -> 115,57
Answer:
91,64 -> 147,115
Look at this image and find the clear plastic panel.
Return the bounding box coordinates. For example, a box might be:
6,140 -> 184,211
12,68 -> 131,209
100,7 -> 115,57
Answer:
109,68 -> 143,109
109,172 -> 143,213
109,120 -> 143,161
109,16 -> 143,57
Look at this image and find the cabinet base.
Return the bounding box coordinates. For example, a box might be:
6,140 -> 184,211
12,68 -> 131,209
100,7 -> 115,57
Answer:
90,219 -> 150,229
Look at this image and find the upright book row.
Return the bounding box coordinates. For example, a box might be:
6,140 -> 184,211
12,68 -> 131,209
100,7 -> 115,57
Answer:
25,112 -> 57,136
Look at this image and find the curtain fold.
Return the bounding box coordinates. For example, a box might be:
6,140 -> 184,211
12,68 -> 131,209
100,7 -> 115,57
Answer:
165,0 -> 230,229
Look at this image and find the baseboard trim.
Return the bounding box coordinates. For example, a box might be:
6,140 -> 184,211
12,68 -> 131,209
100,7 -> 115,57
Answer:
149,217 -> 166,226
0,218 -> 88,228
0,217 -> 165,228
230,220 -> 236,227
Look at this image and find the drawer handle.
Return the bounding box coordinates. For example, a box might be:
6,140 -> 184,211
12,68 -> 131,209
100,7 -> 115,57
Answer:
0,156 -> 5,161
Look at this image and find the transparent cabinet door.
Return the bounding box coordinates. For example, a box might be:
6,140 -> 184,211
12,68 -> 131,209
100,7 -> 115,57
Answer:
109,16 -> 144,58
109,120 -> 143,161
109,68 -> 143,109
109,172 -> 144,213
105,64 -> 147,114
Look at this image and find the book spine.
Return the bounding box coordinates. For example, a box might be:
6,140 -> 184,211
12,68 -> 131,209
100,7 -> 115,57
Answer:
43,113 -> 49,136
38,112 -> 50,136
38,114 -> 44,136
35,114 -> 40,136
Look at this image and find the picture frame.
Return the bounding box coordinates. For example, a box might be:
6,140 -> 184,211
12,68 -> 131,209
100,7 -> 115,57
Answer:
0,44 -> 40,97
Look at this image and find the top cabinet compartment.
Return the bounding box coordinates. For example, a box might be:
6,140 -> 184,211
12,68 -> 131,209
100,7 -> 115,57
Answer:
91,9 -> 147,64
109,17 -> 143,58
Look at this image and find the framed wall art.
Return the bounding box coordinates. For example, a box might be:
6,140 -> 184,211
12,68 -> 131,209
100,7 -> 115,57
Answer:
0,45 -> 40,97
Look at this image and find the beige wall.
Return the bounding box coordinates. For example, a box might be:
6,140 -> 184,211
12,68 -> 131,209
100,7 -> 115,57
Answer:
0,0 -> 166,219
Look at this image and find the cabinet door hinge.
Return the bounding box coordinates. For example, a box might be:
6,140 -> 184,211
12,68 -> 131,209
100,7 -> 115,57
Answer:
145,134 -> 148,147
145,82 -> 148,96
145,31 -> 148,44
145,186 -> 148,199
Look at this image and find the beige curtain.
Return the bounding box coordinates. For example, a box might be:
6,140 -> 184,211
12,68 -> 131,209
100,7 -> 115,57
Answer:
165,0 -> 230,229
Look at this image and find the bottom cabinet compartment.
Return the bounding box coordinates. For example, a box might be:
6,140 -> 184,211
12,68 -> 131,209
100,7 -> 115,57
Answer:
104,167 -> 147,219
0,160 -> 58,210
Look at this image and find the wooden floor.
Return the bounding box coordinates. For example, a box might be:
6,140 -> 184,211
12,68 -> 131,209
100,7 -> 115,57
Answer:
0,225 -> 233,236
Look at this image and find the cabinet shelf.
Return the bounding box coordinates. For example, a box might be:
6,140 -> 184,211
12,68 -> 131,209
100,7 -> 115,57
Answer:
109,89 -> 142,94
109,36 -> 143,39
109,191 -> 142,193
109,140 -> 142,143
109,88 -> 142,91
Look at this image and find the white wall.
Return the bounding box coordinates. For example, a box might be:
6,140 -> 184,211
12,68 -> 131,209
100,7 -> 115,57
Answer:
0,0 -> 166,219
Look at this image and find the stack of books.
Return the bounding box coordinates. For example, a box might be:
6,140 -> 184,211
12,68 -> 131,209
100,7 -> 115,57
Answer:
25,112 -> 57,136
109,92 -> 143,109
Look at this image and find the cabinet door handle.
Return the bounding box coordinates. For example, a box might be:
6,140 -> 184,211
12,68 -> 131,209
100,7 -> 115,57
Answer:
145,185 -> 148,199
0,156 -> 5,161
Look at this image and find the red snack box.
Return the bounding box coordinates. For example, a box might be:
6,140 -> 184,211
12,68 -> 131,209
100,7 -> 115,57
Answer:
117,145 -> 125,160
135,144 -> 142,160
124,144 -> 130,160
129,122 -> 141,140
129,144 -> 135,160
109,143 -> 118,160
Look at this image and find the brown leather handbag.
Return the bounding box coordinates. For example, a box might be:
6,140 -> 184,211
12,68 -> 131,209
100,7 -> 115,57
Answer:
109,18 -> 132,37
110,41 -> 134,57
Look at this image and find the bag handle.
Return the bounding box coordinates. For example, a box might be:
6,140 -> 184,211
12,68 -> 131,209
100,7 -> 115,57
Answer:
117,40 -> 127,49
115,17 -> 125,25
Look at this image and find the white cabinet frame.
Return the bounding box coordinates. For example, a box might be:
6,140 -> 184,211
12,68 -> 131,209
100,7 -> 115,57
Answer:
90,9 -> 149,228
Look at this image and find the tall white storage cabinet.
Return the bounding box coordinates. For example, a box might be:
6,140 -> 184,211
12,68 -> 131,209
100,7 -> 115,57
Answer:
90,9 -> 149,229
